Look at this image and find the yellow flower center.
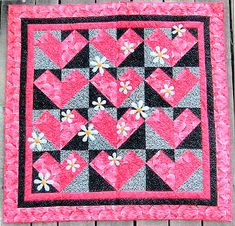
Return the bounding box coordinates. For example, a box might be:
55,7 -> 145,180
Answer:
34,138 -> 41,144
97,63 -> 103,68
41,179 -> 47,185
136,107 -> 142,113
97,102 -> 101,107
120,127 -> 125,132
157,52 -> 163,58
85,130 -> 91,136
176,28 -> 181,33
165,88 -> 171,94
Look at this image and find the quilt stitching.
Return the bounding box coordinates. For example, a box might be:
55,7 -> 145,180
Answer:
3,3 -> 231,223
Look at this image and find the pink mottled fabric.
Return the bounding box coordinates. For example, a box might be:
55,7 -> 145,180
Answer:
3,2 -> 232,223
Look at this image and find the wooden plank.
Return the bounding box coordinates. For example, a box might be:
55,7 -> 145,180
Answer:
169,221 -> 201,226
33,224 -> 57,226
137,220 -> 168,226
36,0 -> 58,4
195,0 -> 234,225
61,0 -> 94,4
60,223 -> 95,226
97,221 -> 133,226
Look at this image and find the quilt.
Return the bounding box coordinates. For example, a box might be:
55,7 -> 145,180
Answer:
3,2 -> 232,223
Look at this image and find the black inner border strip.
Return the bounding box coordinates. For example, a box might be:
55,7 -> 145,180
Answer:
18,15 -> 217,208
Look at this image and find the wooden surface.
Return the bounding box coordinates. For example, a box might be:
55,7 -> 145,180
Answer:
0,0 -> 234,225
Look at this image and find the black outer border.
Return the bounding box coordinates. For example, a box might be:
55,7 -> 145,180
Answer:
18,15 -> 217,207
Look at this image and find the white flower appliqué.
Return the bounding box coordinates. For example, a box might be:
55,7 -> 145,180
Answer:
34,172 -> 54,192
130,100 -> 149,120
117,122 -> 130,137
121,42 -> 135,55
160,84 -> 175,98
172,24 -> 186,37
119,81 -> 132,95
108,153 -> 122,166
61,109 -> 74,123
92,97 -> 106,111
28,131 -> 47,151
78,124 -> 98,142
90,56 -> 109,75
150,46 -> 169,65
66,158 -> 80,173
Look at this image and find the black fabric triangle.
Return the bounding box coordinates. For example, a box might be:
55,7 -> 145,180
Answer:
132,28 -> 144,39
89,83 -> 115,108
77,29 -> 89,40
177,124 -> 202,149
188,28 -> 198,39
64,44 -> 89,68
33,85 -> 59,110
75,108 -> 88,121
62,134 -> 88,150
61,30 -> 73,41
161,67 -> 173,78
89,166 -> 115,191
145,67 -> 157,79
32,168 -> 58,193
174,43 -> 199,67
106,67 -> 117,79
146,149 -> 175,162
117,28 -> 128,39
173,108 -> 201,120
117,108 -> 129,120
34,69 -> 46,80
145,82 -> 171,107
89,150 -> 114,163
146,165 -> 173,191
119,123 -> 146,149
33,151 -> 60,163
119,42 -> 144,67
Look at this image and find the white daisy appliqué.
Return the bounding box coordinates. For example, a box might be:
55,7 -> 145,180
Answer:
172,24 -> 186,37
66,158 -> 80,173
34,172 -> 54,192
108,153 -> 122,166
28,131 -> 47,151
90,56 -> 109,75
117,122 -> 130,137
130,100 -> 149,120
121,42 -> 135,55
160,84 -> 175,98
150,46 -> 169,65
78,124 -> 98,142
61,109 -> 74,123
92,97 -> 106,111
119,81 -> 132,95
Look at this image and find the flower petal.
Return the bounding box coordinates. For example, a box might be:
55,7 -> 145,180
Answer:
34,179 -> 41,184
78,131 -> 86,136
37,184 -> 43,191
44,184 -> 50,192
82,135 -> 88,142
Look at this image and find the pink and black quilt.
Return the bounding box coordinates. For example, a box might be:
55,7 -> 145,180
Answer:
3,2 -> 232,223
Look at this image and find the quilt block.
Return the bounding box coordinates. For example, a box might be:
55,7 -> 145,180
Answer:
3,2 -> 232,223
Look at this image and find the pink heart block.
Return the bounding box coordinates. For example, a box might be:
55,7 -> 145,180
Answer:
34,69 -> 88,109
90,29 -> 143,67
91,68 -> 143,108
146,108 -> 200,149
34,110 -> 87,150
33,151 -> 88,192
147,150 -> 201,190
90,109 -> 144,148
90,150 -> 145,190
146,68 -> 198,107
145,28 -> 197,66
36,31 -> 88,68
